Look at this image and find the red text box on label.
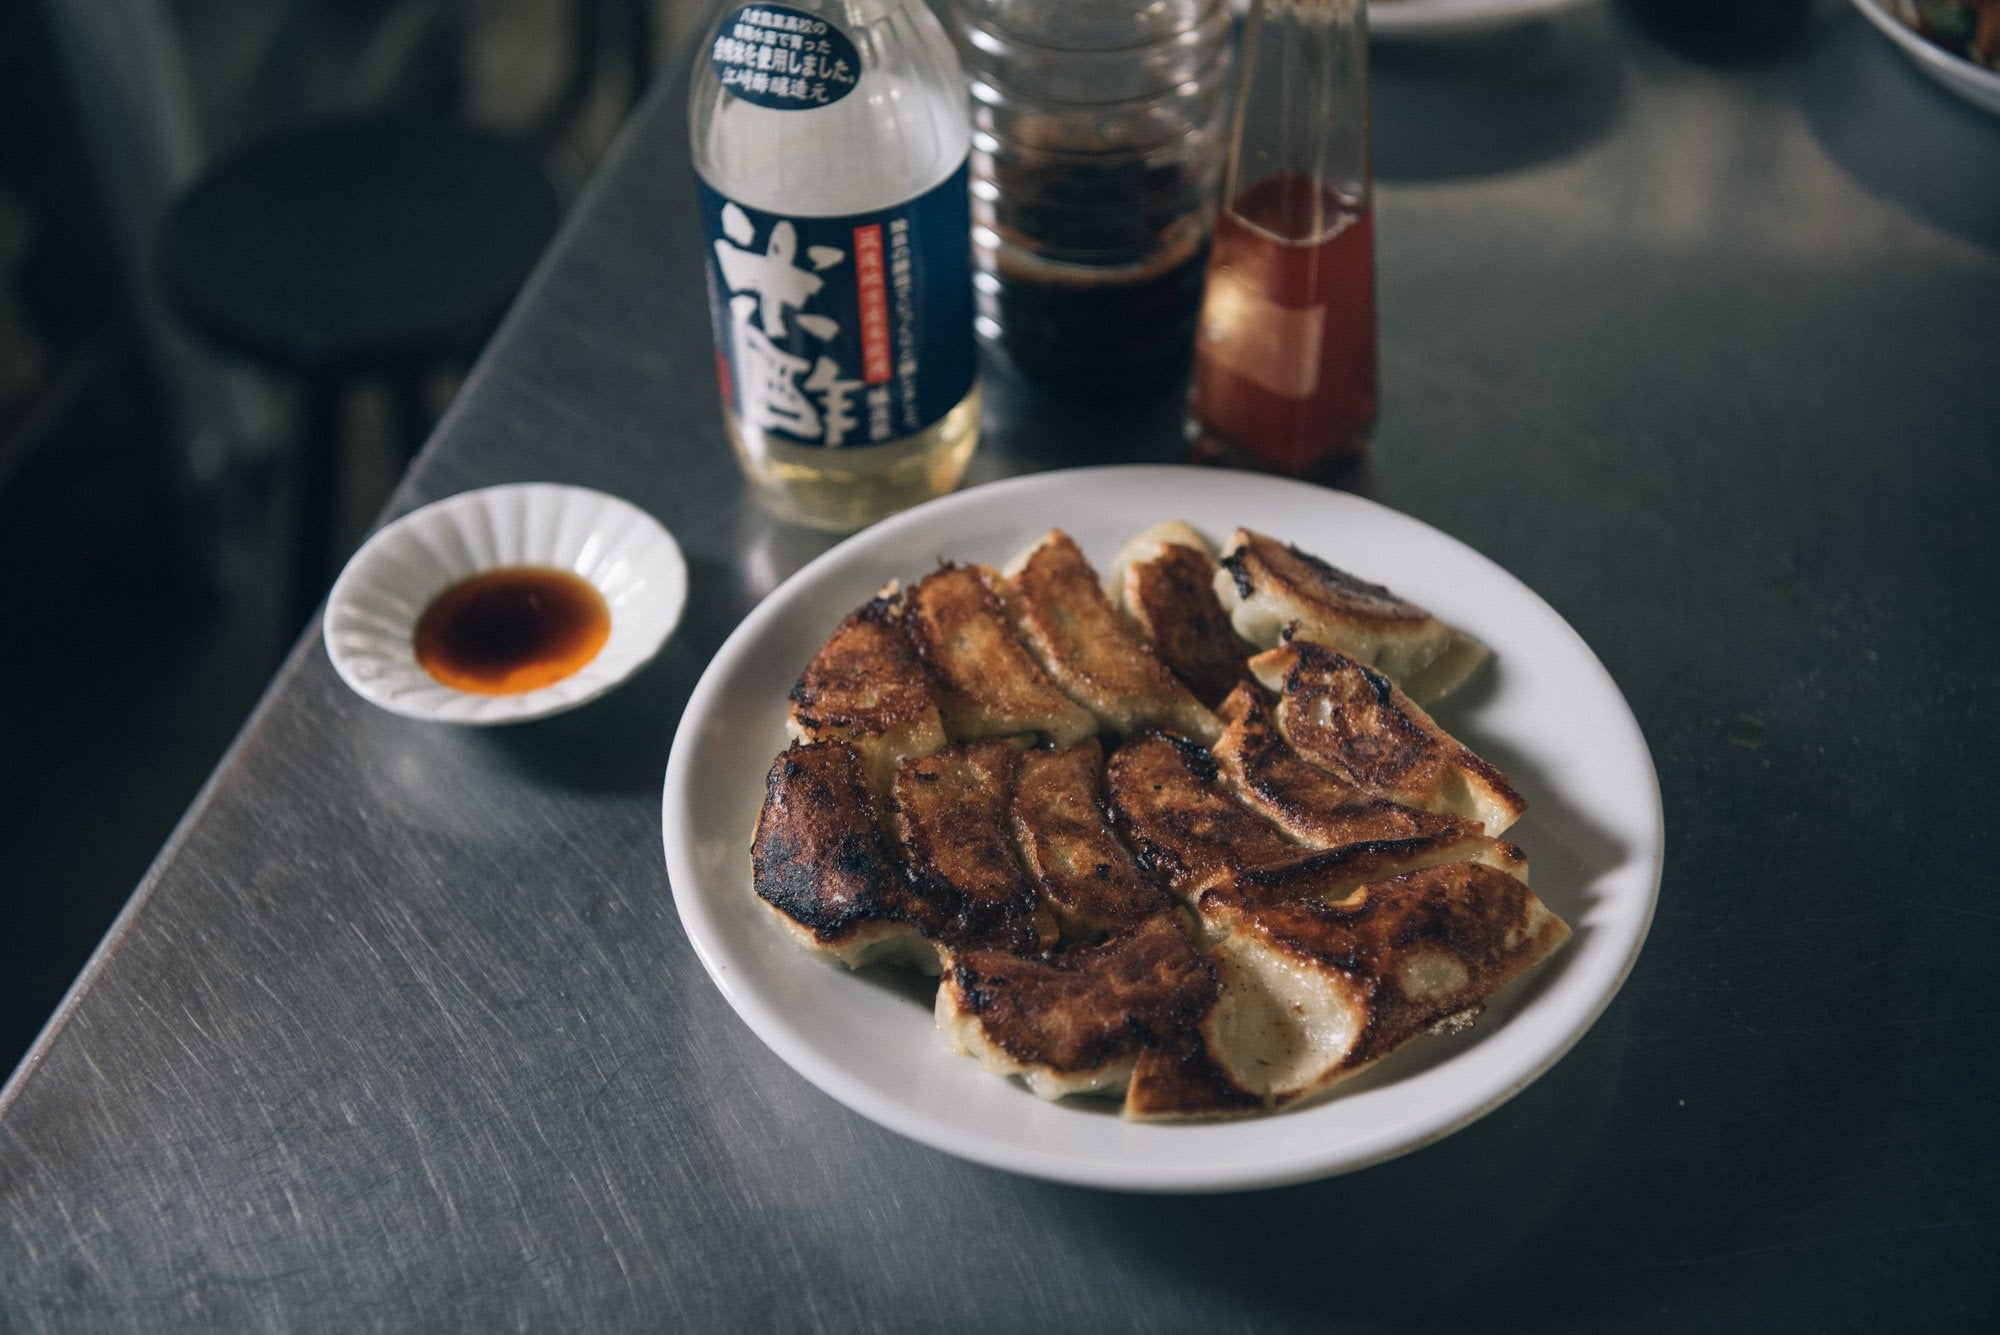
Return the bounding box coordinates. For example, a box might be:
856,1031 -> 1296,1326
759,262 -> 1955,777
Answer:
852,223 -> 891,385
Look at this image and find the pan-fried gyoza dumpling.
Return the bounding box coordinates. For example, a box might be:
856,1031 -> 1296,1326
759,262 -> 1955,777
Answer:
1010,741 -> 1175,942
1106,521 -> 1249,709
1198,833 -> 1530,912
1210,681 -> 1482,850
890,740 -> 1057,956
787,586 -> 945,798
1185,860 -> 1569,1110
1250,641 -> 1526,835
751,741 -> 940,972
903,563 -> 1097,747
1215,527 -> 1487,704
935,913 -> 1217,1102
1103,731 -> 1303,902
1002,530 -> 1221,745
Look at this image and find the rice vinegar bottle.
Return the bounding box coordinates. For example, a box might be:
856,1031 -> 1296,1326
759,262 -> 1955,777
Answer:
690,0 -> 982,532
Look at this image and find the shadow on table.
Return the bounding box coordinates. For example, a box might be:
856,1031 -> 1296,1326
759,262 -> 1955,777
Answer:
1372,12 -> 1628,183
1795,11 -> 2000,254
464,642 -> 700,797
1034,1003 -> 1642,1325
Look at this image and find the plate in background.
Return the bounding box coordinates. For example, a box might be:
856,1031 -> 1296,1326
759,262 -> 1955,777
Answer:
1852,0 -> 2000,115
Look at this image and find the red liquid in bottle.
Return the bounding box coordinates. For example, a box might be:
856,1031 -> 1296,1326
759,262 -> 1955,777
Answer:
1189,173 -> 1377,475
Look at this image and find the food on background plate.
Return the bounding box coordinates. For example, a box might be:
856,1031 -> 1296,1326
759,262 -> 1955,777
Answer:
749,522 -> 1568,1119
1893,0 -> 2000,71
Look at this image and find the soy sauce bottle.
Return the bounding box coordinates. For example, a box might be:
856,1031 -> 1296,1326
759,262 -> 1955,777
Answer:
690,0 -> 982,532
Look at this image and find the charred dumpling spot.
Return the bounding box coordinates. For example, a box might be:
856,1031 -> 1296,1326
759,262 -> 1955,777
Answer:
890,740 -> 1057,956
1000,529 -> 1221,745
787,589 -> 946,799
1197,834 -> 1530,915
935,914 -> 1221,1104
1211,681 -> 1485,849
1215,527 -> 1489,704
752,741 -> 940,972
903,563 -> 1098,747
1251,641 -> 1526,836
1104,731 -> 1302,902
1122,1035 -> 1266,1121
1195,861 -> 1569,1105
1010,741 -> 1174,942
1110,522 -> 1251,710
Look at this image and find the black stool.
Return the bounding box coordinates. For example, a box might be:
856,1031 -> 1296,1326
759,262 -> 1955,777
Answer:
161,114 -> 562,632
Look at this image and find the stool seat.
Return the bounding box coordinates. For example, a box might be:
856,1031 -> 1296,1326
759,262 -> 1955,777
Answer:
161,114 -> 562,633
163,115 -> 561,377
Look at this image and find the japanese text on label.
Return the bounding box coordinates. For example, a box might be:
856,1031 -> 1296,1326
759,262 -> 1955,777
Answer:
712,202 -> 868,447
711,6 -> 857,108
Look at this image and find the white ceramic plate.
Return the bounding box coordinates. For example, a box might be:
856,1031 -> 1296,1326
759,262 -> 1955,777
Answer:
1852,0 -> 2000,116
324,482 -> 687,725
1369,0 -> 1599,38
661,466 -> 1661,1192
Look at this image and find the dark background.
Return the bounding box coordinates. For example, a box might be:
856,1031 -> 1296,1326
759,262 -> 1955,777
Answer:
0,0 -> 686,1078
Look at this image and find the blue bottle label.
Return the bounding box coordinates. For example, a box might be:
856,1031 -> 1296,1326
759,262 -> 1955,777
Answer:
710,5 -> 863,111
697,163 -> 977,450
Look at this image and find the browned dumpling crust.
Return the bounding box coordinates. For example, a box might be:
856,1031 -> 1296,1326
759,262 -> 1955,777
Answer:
1002,530 -> 1221,745
1211,681 -> 1483,849
751,741 -> 937,971
1250,641 -> 1526,835
1217,527 -> 1489,704
903,563 -> 1097,746
1197,833 -> 1529,913
1115,528 -> 1249,709
891,740 -> 1056,956
936,914 -> 1218,1101
1104,731 -> 1303,901
1009,741 -> 1174,941
787,589 -> 945,798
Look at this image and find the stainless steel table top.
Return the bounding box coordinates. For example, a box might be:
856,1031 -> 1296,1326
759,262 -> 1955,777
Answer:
5,5 -> 1997,1329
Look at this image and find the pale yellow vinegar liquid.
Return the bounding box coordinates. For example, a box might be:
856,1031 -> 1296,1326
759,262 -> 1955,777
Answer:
725,381 -> 981,533
691,2 -> 980,533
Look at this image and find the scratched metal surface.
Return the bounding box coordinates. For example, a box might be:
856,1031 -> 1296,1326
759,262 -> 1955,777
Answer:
4,5 -> 1998,1330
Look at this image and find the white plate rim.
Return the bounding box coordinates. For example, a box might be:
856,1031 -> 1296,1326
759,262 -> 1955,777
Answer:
661,465 -> 1662,1192
323,481 -> 687,725
1851,0 -> 2000,116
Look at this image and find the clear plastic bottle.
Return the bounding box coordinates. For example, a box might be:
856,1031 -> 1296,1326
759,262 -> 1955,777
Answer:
690,0 -> 982,532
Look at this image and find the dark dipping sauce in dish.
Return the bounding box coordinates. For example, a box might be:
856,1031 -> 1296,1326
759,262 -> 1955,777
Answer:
413,566 -> 610,695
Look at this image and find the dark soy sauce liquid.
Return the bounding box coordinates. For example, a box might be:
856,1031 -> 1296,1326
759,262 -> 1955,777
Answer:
413,566 -> 611,695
